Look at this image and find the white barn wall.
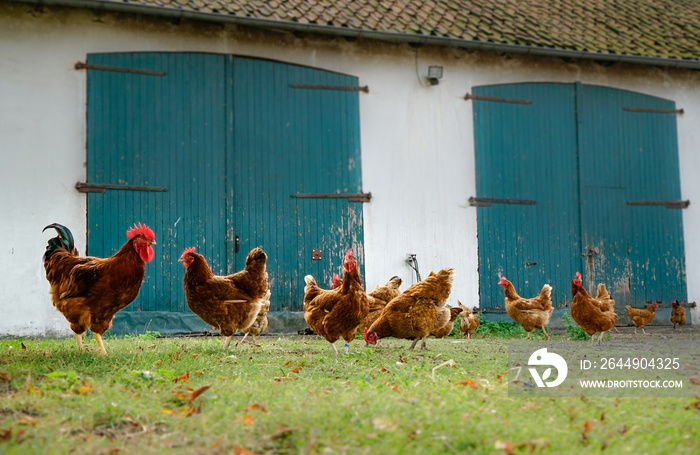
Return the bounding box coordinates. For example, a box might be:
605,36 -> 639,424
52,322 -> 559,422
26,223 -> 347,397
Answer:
1,4 -> 699,335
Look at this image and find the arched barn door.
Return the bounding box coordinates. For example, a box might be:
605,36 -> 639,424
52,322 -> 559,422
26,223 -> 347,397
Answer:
84,53 -> 366,334
473,83 -> 686,324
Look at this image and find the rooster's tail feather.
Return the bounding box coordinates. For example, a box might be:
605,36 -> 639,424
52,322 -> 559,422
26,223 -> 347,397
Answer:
42,223 -> 75,261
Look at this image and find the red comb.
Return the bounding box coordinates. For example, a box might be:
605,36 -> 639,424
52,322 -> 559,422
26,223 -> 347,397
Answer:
346,249 -> 353,257
575,272 -> 582,279
126,222 -> 155,241
180,247 -> 196,259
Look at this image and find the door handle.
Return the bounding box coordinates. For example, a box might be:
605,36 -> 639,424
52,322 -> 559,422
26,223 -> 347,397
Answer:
235,235 -> 240,253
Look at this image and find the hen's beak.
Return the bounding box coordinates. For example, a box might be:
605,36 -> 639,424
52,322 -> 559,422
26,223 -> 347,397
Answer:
178,257 -> 183,262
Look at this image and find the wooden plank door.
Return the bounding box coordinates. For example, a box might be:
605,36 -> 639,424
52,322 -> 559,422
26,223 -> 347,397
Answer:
577,84 -> 687,316
472,83 -> 581,309
86,52 -> 230,333
230,57 -> 366,311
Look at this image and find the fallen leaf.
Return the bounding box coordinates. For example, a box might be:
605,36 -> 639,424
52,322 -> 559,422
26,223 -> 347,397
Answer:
182,404 -> 201,417
0,371 -> 9,382
187,384 -> 212,404
379,367 -> 387,373
0,428 -> 11,442
685,400 -> 700,410
74,380 -> 93,396
235,415 -> 255,426
494,440 -> 515,455
290,367 -> 302,374
233,447 -> 253,455
273,377 -> 292,382
496,374 -> 503,381
689,377 -> 700,386
174,372 -> 191,383
582,419 -> 593,440
21,343 -> 27,350
244,403 -> 268,413
455,378 -> 481,389
16,416 -> 37,426
600,411 -> 606,421
160,407 -> 175,415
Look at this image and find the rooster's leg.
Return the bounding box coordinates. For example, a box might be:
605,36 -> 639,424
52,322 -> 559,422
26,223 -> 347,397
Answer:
74,333 -> 84,351
93,332 -> 107,356
223,335 -> 234,350
236,333 -> 249,347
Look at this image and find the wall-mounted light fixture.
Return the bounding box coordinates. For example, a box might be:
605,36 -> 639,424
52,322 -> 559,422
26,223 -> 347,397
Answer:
428,65 -> 443,85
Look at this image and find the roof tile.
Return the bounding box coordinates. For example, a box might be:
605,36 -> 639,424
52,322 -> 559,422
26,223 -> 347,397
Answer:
99,0 -> 700,61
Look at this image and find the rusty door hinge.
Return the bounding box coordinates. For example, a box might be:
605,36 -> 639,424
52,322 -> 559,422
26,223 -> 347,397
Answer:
627,200 -> 690,209
290,84 -> 369,93
623,107 -> 683,115
291,192 -> 372,203
76,182 -> 168,193
75,62 -> 167,76
464,93 -> 533,104
468,196 -> 536,207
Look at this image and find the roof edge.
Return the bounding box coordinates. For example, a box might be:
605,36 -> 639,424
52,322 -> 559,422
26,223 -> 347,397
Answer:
13,0 -> 700,70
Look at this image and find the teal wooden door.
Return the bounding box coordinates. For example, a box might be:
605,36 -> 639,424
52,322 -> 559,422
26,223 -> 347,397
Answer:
577,84 -> 686,315
473,83 -> 581,310
231,58 -> 365,311
85,53 -> 365,333
474,83 -> 686,317
86,53 -> 229,333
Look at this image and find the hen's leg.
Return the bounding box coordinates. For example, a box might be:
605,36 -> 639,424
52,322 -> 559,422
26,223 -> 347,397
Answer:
93,332 -> 107,356
641,327 -> 646,334
223,335 -> 234,350
409,339 -> 419,350
330,342 -> 338,355
420,336 -> 430,351
74,333 -> 84,351
541,327 -> 550,340
236,333 -> 249,347
634,326 -> 638,334
344,343 -> 350,354
526,331 -> 532,340
468,333 -> 472,339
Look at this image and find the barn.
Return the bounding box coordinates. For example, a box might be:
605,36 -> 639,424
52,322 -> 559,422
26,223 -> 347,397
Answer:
2,0 -> 698,336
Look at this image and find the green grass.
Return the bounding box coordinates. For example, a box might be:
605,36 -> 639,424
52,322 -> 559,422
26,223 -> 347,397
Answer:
0,335 -> 698,454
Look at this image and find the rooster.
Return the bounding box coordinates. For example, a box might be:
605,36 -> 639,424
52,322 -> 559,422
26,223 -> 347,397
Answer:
357,276 -> 403,332
625,302 -> 658,334
499,277 -> 553,340
431,307 -> 463,338
670,300 -> 686,332
571,272 -> 618,343
42,222 -> 156,355
303,249 -> 369,355
458,301 -> 480,339
180,247 -> 269,349
364,269 -> 455,350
